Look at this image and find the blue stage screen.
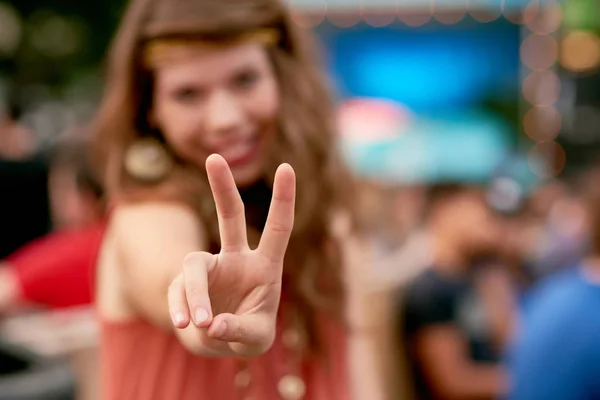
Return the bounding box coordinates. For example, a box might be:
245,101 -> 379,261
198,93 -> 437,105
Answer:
314,19 -> 521,113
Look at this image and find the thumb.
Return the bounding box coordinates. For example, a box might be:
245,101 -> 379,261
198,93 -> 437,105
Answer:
207,313 -> 275,356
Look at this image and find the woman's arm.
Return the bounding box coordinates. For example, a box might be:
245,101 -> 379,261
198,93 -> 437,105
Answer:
109,202 -> 220,354
110,203 -> 204,330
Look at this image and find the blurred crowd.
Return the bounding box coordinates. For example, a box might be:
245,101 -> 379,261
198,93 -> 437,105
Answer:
0,0 -> 600,399
2,94 -> 600,399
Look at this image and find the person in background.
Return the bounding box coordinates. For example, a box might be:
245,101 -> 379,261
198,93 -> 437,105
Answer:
0,91 -> 36,161
525,177 -> 588,281
0,96 -> 49,259
92,0 -> 389,398
47,137 -> 105,229
400,183 -> 512,400
507,177 -> 600,400
0,137 -> 105,313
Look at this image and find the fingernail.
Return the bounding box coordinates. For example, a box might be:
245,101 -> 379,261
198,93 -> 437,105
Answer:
216,321 -> 227,337
194,308 -> 209,325
173,312 -> 186,326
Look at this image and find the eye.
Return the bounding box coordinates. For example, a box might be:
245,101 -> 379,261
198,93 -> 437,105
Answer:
171,86 -> 204,103
232,69 -> 260,91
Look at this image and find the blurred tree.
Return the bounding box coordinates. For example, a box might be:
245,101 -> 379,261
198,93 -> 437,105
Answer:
481,95 -> 521,147
0,0 -> 128,143
0,0 -> 127,105
563,0 -> 600,33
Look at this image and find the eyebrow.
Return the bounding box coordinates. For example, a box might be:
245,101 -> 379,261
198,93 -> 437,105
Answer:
228,62 -> 261,77
162,58 -> 263,89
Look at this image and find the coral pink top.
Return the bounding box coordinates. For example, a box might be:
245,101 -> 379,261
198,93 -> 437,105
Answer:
100,306 -> 350,400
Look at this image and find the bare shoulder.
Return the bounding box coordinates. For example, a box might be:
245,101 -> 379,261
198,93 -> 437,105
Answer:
111,202 -> 199,234
110,201 -> 206,271
98,201 -> 206,325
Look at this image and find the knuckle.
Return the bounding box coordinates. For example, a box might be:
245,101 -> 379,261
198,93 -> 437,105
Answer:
273,194 -> 293,203
269,221 -> 292,233
185,285 -> 205,300
233,321 -> 246,341
219,203 -> 244,219
182,252 -> 212,272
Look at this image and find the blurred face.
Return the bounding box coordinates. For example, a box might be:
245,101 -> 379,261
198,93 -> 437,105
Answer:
151,42 -> 280,187
446,190 -> 501,255
49,167 -> 101,229
499,216 -> 538,262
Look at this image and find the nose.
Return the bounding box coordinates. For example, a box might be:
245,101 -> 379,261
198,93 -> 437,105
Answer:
204,90 -> 244,137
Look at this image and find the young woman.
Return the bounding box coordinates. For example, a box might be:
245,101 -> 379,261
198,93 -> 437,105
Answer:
93,0 -> 388,398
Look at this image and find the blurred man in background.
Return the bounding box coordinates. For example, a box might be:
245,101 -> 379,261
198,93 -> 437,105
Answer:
0,93 -> 36,161
0,95 -> 49,260
507,173 -> 600,400
0,137 -> 105,313
400,183 -> 514,400
525,177 -> 588,281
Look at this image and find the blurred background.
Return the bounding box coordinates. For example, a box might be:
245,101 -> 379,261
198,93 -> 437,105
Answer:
1,0 -> 600,399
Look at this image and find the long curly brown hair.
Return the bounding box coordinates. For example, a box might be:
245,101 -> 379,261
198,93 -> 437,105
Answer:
92,0 -> 358,350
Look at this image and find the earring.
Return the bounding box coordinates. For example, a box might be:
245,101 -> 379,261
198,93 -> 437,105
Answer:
124,138 -> 173,182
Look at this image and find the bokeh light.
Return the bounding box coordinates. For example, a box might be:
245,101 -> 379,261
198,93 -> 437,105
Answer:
326,0 -> 362,27
468,0 -> 502,23
522,70 -> 561,106
363,10 -> 397,28
526,0 -> 562,35
523,106 -> 562,141
398,0 -> 433,27
327,13 -> 361,28
560,30 -> 600,73
398,10 -> 432,27
288,0 -> 327,28
0,2 -> 22,56
434,10 -> 467,25
433,0 -> 467,24
29,12 -> 85,58
520,33 -> 558,70
528,140 -> 566,178
504,0 -> 539,25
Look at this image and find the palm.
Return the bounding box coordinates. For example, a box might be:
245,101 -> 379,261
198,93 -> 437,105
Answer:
169,154 -> 295,356
210,252 -> 279,313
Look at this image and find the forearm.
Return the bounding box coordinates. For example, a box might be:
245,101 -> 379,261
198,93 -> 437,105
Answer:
346,284 -> 401,400
437,364 -> 508,400
347,330 -> 389,400
0,264 -> 22,312
491,317 -> 516,353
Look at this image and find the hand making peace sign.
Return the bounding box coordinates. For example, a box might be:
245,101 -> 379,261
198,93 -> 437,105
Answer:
168,154 -> 296,357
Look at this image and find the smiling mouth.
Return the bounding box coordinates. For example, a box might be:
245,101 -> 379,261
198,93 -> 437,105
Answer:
214,135 -> 261,168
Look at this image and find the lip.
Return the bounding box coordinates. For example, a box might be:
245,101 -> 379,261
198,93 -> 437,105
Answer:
217,138 -> 261,168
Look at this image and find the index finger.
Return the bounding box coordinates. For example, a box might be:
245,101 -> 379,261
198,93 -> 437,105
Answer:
258,163 -> 296,263
206,154 -> 248,252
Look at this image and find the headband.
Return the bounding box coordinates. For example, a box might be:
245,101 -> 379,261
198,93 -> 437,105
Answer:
143,28 -> 280,68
